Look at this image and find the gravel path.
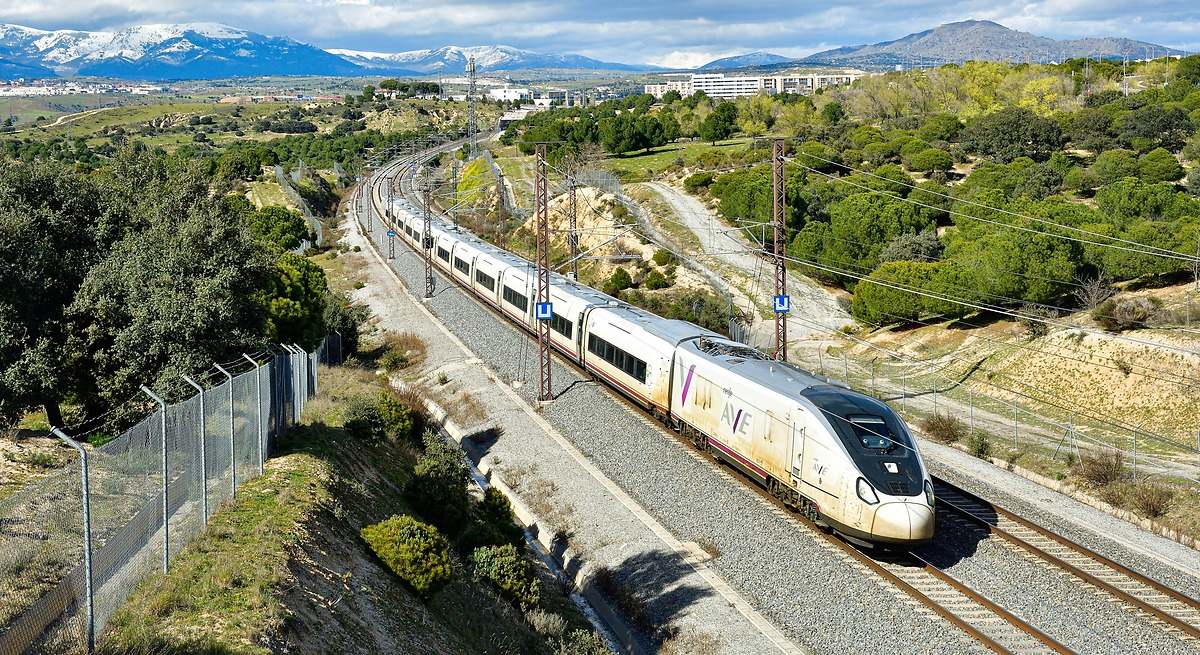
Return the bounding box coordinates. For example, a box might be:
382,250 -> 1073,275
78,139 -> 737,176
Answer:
641,181 -> 851,340
358,171 -> 991,655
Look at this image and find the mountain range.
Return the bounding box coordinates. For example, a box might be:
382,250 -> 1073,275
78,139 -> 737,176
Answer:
694,20 -> 1188,72
0,19 -> 1191,81
330,45 -> 651,75
797,20 -> 1188,68
0,23 -> 654,80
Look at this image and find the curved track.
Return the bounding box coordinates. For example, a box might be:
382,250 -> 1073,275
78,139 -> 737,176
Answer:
361,144 -> 1199,655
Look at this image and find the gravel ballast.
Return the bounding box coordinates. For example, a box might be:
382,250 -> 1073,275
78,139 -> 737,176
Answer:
361,161 -> 1199,655
361,186 -> 989,655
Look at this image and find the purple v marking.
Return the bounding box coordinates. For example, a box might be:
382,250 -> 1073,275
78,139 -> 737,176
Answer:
732,409 -> 744,433
680,365 -> 696,405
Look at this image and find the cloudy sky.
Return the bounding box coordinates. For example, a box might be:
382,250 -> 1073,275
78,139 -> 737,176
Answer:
0,1 -> 1196,66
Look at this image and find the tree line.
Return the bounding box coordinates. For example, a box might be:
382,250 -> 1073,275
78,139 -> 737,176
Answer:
0,145 -> 359,435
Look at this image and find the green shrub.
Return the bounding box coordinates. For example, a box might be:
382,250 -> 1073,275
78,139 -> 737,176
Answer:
1139,147 -> 1185,183
471,544 -> 540,609
602,267 -> 633,295
460,487 -> 526,553
907,148 -> 953,172
361,515 -> 452,596
342,395 -> 386,442
967,431 -> 992,459
407,432 -> 470,534
560,629 -> 610,655
1093,297 -> 1161,332
378,392 -> 424,442
652,248 -> 676,266
643,270 -> 671,290
378,347 -> 410,371
683,172 -> 715,192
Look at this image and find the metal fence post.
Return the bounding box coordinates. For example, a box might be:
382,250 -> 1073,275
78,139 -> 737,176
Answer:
214,364 -> 236,499
50,428 -> 94,653
243,354 -> 265,475
139,386 -> 169,573
293,343 -> 307,419
181,375 -> 209,524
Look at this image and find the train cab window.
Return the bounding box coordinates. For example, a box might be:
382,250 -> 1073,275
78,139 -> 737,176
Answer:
848,416 -> 897,451
550,313 -> 573,339
437,246 -> 450,262
454,257 -> 471,275
502,286 -> 528,312
475,270 -> 496,291
587,334 -> 647,383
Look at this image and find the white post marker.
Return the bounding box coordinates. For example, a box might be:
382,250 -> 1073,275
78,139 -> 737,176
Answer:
214,363 -> 236,499
139,385 -> 169,573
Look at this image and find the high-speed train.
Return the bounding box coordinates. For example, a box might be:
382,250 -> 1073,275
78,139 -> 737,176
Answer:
371,164 -> 935,547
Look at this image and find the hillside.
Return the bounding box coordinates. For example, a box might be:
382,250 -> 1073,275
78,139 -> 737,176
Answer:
98,360 -> 600,654
801,19 -> 1188,67
331,44 -> 654,74
698,51 -> 792,70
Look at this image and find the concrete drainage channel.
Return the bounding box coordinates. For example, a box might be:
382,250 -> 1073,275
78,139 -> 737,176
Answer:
412,388 -> 637,653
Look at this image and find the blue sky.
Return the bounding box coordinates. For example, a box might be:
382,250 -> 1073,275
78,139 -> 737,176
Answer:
0,1 -> 1196,66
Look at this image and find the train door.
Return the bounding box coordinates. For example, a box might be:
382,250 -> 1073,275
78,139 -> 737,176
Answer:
789,420 -> 805,487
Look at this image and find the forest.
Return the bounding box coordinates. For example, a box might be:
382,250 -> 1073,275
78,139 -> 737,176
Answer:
504,56 -> 1200,326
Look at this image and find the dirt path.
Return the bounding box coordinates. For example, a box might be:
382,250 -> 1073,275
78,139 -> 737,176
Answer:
640,181 -> 851,344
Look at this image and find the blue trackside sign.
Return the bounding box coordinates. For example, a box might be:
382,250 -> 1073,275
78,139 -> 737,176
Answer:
386,230 -> 396,237
773,295 -> 791,314
536,302 -> 553,321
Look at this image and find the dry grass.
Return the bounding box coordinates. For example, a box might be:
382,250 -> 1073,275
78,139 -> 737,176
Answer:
1131,483 -> 1175,519
660,627 -> 722,655
1074,448 -> 1126,487
919,413 -> 967,444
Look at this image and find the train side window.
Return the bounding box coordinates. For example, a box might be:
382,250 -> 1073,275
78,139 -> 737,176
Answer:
454,257 -> 470,275
550,313 -> 573,339
475,270 -> 495,291
503,286 -> 528,312
437,246 -> 450,262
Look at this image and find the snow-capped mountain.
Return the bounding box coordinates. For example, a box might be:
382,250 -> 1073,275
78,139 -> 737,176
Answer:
0,22 -> 362,79
0,22 -> 656,80
330,45 -> 654,74
698,52 -> 793,70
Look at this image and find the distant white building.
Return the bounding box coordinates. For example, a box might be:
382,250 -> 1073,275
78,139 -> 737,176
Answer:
644,71 -> 864,100
488,87 -> 530,102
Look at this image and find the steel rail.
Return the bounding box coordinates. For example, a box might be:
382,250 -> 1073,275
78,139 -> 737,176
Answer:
932,478 -> 1200,641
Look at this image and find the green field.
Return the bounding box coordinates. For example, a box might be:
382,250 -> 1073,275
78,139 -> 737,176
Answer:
601,137 -> 755,180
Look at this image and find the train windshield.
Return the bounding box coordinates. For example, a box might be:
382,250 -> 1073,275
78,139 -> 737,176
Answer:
848,416 -> 899,451
802,386 -> 923,497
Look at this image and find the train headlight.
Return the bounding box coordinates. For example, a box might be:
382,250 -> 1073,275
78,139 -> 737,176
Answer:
856,477 -> 879,505
924,480 -> 934,507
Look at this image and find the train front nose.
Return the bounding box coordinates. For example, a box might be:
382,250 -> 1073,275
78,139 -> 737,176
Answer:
871,502 -> 935,544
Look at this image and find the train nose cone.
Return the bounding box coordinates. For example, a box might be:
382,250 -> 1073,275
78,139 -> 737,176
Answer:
872,502 -> 935,543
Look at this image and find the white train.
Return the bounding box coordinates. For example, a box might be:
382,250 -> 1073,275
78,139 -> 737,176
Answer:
373,172 -> 935,548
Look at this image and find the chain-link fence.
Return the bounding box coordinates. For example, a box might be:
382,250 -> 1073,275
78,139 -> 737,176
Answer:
0,335 -> 343,654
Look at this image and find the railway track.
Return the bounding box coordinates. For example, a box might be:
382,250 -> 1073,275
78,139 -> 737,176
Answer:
366,149 -> 1078,654
932,478 -> 1200,643
368,146 -> 1200,655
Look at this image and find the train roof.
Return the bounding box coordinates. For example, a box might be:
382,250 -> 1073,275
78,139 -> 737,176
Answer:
594,304 -> 717,345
